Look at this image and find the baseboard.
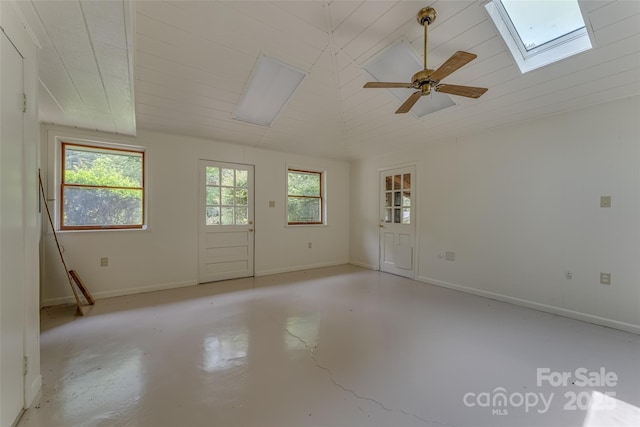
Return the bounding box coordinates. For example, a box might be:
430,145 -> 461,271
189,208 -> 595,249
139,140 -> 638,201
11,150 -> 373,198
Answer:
42,263 -> 352,305
41,280 -> 197,307
256,261 -> 347,277
25,374 -> 42,407
417,276 -> 640,335
348,260 -> 379,270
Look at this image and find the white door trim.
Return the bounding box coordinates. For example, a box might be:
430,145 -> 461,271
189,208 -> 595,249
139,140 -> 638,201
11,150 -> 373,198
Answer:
0,26 -> 26,427
198,160 -> 255,283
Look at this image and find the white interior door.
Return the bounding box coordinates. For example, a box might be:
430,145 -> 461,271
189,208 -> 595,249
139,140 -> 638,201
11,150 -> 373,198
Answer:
379,166 -> 416,279
198,160 -> 254,283
0,30 -> 26,427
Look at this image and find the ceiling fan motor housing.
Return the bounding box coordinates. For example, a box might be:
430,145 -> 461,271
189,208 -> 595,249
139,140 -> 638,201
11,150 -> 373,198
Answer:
412,69 -> 435,88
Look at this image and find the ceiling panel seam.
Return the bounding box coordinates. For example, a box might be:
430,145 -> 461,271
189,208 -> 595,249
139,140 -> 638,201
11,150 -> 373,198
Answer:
78,0 -> 118,133
30,0 -> 94,129
323,0 -> 351,158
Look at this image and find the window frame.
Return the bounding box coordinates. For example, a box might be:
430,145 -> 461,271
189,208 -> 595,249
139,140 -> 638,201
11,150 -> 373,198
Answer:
60,141 -> 146,231
484,0 -> 593,74
496,0 -> 587,59
286,168 -> 325,226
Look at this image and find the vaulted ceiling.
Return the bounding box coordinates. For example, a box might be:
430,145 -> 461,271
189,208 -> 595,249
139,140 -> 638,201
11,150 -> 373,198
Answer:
17,1 -> 640,160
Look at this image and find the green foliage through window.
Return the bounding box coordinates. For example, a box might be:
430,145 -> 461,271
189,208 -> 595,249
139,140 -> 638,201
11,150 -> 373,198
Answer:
288,169 -> 323,224
61,143 -> 144,229
205,166 -> 249,225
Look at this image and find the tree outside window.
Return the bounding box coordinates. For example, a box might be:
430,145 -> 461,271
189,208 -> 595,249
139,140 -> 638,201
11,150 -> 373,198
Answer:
61,142 -> 145,230
287,169 -> 323,225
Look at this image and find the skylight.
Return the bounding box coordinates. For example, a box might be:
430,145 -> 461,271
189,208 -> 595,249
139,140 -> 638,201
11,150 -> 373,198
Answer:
485,0 -> 593,74
233,55 -> 306,127
363,40 -> 456,118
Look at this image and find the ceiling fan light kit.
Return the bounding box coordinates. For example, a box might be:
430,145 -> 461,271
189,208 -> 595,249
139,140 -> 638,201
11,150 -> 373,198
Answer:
364,7 -> 488,114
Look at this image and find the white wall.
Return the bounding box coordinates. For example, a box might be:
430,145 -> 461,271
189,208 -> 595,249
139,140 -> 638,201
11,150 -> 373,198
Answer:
41,126 -> 349,305
350,95 -> 640,334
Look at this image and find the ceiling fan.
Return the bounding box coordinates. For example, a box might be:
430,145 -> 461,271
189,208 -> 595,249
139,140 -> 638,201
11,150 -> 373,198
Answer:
363,7 -> 488,114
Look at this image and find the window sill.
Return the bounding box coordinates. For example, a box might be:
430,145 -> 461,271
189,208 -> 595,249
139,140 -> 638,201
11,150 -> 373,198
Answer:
54,225 -> 149,234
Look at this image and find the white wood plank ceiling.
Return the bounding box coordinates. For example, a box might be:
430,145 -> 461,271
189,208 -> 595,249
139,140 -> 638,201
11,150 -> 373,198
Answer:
16,1 -> 640,160
18,0 -> 136,135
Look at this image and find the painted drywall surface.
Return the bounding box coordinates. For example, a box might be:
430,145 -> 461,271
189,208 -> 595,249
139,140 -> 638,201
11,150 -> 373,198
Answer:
350,95 -> 640,331
41,126 -> 349,305
252,150 -> 350,275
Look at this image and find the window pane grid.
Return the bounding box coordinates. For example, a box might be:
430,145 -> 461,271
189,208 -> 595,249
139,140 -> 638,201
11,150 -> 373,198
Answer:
384,172 -> 411,224
287,169 -> 323,225
63,183 -> 143,191
288,195 -> 322,199
205,166 -> 249,226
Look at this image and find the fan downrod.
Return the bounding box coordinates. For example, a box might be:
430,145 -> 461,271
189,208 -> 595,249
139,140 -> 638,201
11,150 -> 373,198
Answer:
417,7 -> 436,26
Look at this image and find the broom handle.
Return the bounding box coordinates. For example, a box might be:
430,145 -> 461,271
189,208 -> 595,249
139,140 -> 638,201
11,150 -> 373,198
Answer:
38,171 -> 84,314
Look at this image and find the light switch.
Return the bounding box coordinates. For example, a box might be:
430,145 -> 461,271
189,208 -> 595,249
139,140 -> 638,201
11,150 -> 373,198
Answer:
600,196 -> 611,208
445,251 -> 455,262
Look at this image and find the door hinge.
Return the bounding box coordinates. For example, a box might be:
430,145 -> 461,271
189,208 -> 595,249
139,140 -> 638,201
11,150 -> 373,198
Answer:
24,356 -> 28,376
23,93 -> 27,113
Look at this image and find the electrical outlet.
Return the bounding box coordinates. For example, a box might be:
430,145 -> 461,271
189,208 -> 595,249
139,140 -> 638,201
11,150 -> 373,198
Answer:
600,196 -> 611,208
445,251 -> 455,262
308,242 -> 312,249
600,272 -> 611,285
565,271 -> 573,280
100,257 -> 108,267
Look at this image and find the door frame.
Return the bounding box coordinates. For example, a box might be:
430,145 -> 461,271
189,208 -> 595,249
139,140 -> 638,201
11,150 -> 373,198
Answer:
197,159 -> 255,283
2,1 -> 45,414
378,163 -> 418,279
0,27 -> 26,427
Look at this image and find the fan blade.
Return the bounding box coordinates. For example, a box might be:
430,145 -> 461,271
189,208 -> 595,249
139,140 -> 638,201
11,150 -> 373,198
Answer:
396,91 -> 422,114
436,84 -> 487,98
429,51 -> 477,82
364,82 -> 413,88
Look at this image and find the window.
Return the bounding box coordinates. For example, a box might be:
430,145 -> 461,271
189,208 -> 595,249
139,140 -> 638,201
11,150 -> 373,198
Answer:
287,169 -> 323,225
384,173 -> 411,224
60,142 -> 145,230
204,165 -> 249,225
485,0 -> 592,74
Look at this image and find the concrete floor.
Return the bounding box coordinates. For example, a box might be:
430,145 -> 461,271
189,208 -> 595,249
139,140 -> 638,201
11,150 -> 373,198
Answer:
17,265 -> 640,427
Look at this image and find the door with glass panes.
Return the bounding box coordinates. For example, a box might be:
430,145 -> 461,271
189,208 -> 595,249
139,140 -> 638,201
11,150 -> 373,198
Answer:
198,160 -> 254,283
379,166 -> 416,278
